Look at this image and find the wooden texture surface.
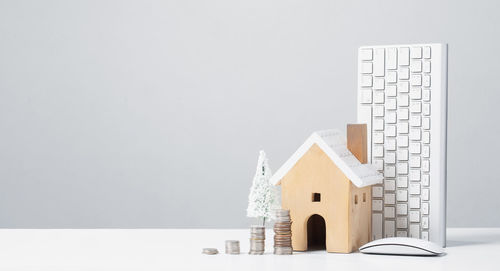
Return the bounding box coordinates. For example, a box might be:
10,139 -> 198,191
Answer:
346,124 -> 371,252
279,124 -> 372,253
281,144 -> 351,253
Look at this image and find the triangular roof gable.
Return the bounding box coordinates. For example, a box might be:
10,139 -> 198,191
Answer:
270,129 -> 383,187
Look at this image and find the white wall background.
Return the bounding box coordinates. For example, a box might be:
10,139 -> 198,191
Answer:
0,0 -> 499,228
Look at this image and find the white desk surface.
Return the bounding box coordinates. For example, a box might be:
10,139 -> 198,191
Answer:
0,228 -> 498,271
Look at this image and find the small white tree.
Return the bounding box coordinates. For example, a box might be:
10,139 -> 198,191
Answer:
246,150 -> 281,226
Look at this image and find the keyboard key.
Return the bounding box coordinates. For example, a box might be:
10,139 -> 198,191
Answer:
409,224 -> 420,238
422,189 -> 430,201
386,125 -> 396,136
397,149 -> 408,161
410,115 -> 421,127
398,47 -> 410,66
398,81 -> 409,93
409,170 -> 421,181
397,231 -> 408,237
397,203 -> 408,215
410,142 -> 421,154
373,145 -> 384,157
373,119 -> 384,130
385,166 -> 396,177
423,89 -> 431,101
373,199 -> 383,211
423,46 -> 431,59
409,183 -> 421,195
374,48 -> 385,76
374,159 -> 384,171
385,193 -> 395,204
361,75 -> 373,87
398,123 -> 409,134
422,160 -> 430,172
385,207 -> 395,218
409,210 -> 420,222
410,47 -> 422,59
372,213 -> 383,240
387,98 -> 397,110
410,74 -> 422,86
422,145 -> 430,158
386,85 -> 397,97
386,111 -> 397,123
374,78 -> 385,90
361,62 -> 373,74
423,103 -> 431,115
410,87 -> 422,100
385,179 -> 396,191
399,67 -> 410,80
410,60 -> 422,72
423,117 -> 430,130
410,156 -> 421,168
360,89 -> 372,104
410,101 -> 422,113
387,71 -> 397,83
409,197 -> 421,209
373,132 -> 384,143
423,75 -> 431,87
423,61 -> 431,73
360,48 -> 373,61
422,216 -> 429,229
385,138 -> 396,151
396,190 -> 408,202
374,91 -> 385,103
422,202 -> 429,214
385,220 -> 395,237
373,105 -> 385,117
396,217 -> 408,229
398,108 -> 409,120
397,162 -> 408,174
422,174 -> 430,186
373,186 -> 384,198
398,94 -> 409,107
409,128 -> 421,141
386,48 -> 398,70
386,152 -> 396,163
397,135 -> 408,147
421,231 -> 429,240
397,176 -> 408,188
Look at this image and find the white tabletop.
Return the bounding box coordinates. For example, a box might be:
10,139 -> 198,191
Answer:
0,228 -> 498,271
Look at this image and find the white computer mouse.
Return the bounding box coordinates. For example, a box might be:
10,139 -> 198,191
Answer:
359,237 -> 445,256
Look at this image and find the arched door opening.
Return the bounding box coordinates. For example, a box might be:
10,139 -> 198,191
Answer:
307,214 -> 326,250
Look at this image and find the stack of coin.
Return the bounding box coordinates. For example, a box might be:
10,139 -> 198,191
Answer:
225,240 -> 240,254
249,225 -> 266,255
273,209 -> 293,255
202,248 -> 219,255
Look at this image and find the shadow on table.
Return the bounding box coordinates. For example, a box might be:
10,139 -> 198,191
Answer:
448,231 -> 500,247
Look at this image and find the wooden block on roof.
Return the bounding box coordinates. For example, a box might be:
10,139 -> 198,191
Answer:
347,124 -> 368,164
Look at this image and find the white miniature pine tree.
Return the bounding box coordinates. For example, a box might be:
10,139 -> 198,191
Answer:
246,150 -> 281,226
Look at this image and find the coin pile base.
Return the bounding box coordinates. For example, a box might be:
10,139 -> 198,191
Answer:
249,225 -> 265,255
225,240 -> 240,254
274,209 -> 293,255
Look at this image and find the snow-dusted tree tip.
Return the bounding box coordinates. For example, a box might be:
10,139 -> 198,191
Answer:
246,151 -> 281,225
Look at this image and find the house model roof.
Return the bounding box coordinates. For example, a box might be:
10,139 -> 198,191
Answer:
270,129 -> 383,187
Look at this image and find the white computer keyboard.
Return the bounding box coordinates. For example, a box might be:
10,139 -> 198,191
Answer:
357,43 -> 447,247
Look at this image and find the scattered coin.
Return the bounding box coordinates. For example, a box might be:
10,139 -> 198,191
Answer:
202,248 -> 219,255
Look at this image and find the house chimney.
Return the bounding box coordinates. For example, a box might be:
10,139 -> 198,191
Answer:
346,124 -> 368,164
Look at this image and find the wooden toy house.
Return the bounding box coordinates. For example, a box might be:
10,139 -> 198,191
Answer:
270,125 -> 383,253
